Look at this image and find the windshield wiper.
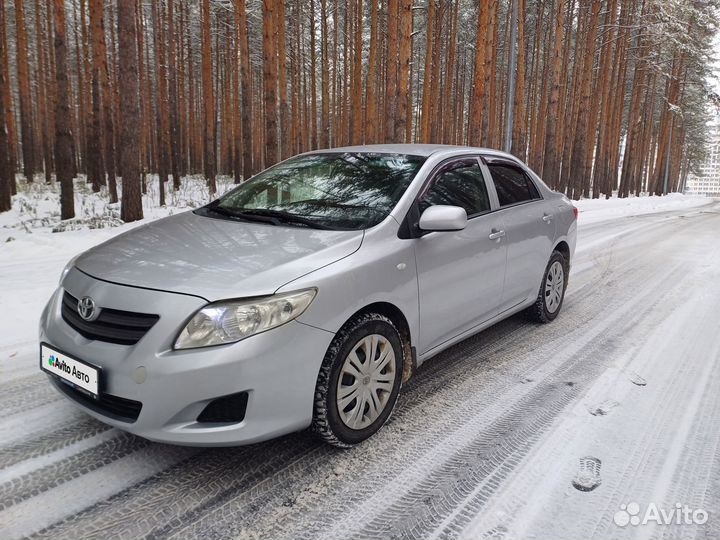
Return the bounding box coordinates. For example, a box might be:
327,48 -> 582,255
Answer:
239,208 -> 333,230
205,205 -> 281,226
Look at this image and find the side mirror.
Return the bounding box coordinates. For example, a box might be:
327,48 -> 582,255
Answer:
418,205 -> 467,232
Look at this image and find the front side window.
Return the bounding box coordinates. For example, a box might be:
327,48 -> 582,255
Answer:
419,159 -> 490,217
202,152 -> 426,230
488,163 -> 542,207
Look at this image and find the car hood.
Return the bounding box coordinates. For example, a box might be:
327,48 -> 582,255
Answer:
75,211 -> 364,301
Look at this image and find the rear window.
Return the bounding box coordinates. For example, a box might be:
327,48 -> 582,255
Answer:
488,164 -> 542,207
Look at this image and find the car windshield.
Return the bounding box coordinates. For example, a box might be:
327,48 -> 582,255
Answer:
202,152 -> 426,230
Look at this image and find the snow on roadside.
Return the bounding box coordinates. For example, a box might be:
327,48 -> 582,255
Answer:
574,193 -> 711,224
0,175 -> 235,351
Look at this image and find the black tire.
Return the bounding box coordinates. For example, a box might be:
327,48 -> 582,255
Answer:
525,250 -> 569,323
312,312 -> 404,448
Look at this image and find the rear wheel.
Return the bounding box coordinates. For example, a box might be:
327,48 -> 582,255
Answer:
525,251 -> 568,323
312,313 -> 404,447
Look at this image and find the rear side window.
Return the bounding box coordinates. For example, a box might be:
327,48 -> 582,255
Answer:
419,159 -> 490,217
488,164 -> 541,207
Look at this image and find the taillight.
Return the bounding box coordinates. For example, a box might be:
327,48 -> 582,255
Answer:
573,206 -> 579,219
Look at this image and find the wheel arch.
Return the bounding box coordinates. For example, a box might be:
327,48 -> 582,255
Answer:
553,240 -> 571,264
343,302 -> 416,384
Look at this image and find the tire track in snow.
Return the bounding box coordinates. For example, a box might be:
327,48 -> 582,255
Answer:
345,265 -> 685,540
458,215 -> 720,540
0,399 -> 81,447
0,374 -> 60,417
1,443 -> 198,540
26,437 -> 317,540
0,416 -> 109,471
0,432 -> 150,511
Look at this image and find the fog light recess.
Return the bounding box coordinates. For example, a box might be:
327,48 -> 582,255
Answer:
197,392 -> 249,423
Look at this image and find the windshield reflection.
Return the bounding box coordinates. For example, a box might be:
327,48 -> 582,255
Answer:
205,152 -> 425,230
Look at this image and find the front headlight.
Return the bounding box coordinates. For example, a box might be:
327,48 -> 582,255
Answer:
174,288 -> 317,349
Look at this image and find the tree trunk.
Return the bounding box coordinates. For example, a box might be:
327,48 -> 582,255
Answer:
540,0 -> 568,188
309,0 -> 318,149
428,2 -> 443,143
53,0 -> 75,219
0,0 -> 16,188
34,0 -> 53,184
14,0 -> 36,180
526,0 -> 547,171
384,0 -> 399,142
277,0 -> 290,157
88,0 -> 106,192
0,0 -> 12,211
262,0 -> 279,167
484,0 -> 499,147
72,0 -> 87,175
511,0 -> 527,159
442,0 -> 459,144
167,0 -> 181,189
118,0 -> 142,222
350,0 -> 364,144
567,0 -> 601,197
420,0 -> 436,144
587,0 -> 618,197
201,0 -> 216,192
151,0 -> 168,205
234,0 -> 253,180
396,0 -> 412,143
91,0 -> 117,202
364,0 -> 379,144
651,53 -> 684,195
468,0 -> 490,146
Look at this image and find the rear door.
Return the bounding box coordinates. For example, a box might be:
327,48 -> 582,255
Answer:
413,157 -> 507,354
482,158 -> 555,312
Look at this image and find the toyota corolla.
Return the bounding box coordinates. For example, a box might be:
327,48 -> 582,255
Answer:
40,144 -> 577,447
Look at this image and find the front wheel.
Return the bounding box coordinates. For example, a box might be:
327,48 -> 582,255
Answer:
312,313 -> 404,447
525,251 -> 568,323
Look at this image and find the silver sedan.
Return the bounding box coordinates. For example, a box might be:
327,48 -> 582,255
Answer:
40,144 -> 577,447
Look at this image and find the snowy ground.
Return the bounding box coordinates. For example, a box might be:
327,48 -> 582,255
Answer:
0,181 -> 718,539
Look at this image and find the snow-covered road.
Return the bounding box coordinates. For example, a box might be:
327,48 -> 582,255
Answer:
1,197 -> 719,539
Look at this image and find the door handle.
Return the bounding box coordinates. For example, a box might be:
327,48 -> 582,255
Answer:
488,229 -> 506,241
542,213 -> 553,223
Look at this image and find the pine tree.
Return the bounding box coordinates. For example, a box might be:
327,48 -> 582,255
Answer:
53,0 -> 75,219
201,0 -> 216,193
118,0 -> 142,222
14,0 -> 36,180
0,0 -> 12,211
262,0 -> 279,167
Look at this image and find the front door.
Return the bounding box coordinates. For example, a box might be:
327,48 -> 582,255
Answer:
414,158 -> 507,355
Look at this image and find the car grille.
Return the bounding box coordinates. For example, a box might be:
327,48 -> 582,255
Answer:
50,376 -> 142,423
61,291 -> 160,345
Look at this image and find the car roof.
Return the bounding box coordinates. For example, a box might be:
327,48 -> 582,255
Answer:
309,143 -> 519,161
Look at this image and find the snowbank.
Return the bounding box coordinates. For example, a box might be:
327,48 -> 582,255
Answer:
0,175 -> 235,347
574,193 -> 711,224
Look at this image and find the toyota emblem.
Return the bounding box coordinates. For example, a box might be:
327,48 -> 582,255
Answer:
77,296 -> 98,321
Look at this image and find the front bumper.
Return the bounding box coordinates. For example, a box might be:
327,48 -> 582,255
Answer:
39,268 -> 334,446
